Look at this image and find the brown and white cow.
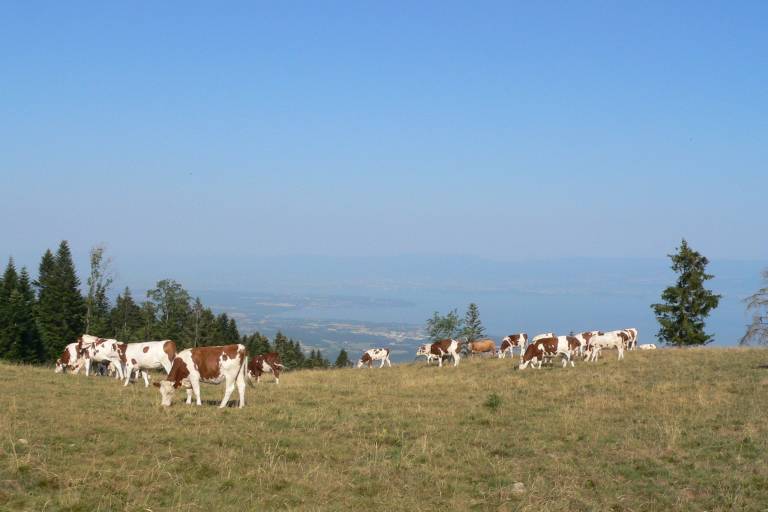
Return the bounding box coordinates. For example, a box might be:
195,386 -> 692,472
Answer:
154,344 -> 247,408
430,339 -> 461,367
466,339 -> 497,357
121,340 -> 177,387
357,348 -> 392,368
584,331 -> 626,362
622,328 -> 639,350
532,332 -> 555,343
54,342 -> 86,374
416,344 -> 440,364
80,335 -> 126,379
638,343 -> 657,350
498,333 -> 527,359
247,352 -> 284,384
519,336 -> 572,370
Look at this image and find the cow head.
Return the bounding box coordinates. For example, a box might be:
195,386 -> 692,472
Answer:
154,380 -> 176,406
54,359 -> 65,373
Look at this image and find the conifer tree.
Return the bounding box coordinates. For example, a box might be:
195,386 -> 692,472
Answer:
35,249 -> 60,359
334,348 -> 351,368
4,269 -> 44,362
651,239 -> 721,346
53,241 -> 86,356
461,303 -> 485,342
110,287 -> 144,341
0,258 -> 20,358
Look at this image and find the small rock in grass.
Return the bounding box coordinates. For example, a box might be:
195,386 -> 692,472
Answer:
511,482 -> 526,495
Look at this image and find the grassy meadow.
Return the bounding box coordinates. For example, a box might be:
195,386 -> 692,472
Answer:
1,348 -> 768,511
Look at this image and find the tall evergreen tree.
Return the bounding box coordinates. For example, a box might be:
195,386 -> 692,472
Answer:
651,239 -> 721,346
0,258 -> 20,358
50,241 -> 86,358
741,269 -> 768,345
110,287 -> 144,341
461,303 -> 485,342
334,348 -> 351,368
34,249 -> 60,359
3,269 -> 44,362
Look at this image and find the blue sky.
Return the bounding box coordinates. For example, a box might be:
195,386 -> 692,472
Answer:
2,1 -> 766,268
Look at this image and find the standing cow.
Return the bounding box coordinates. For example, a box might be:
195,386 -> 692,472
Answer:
247,352 -> 284,384
154,344 -> 248,408
498,333 -> 527,359
466,339 -> 497,357
122,340 -> 177,387
357,348 -> 392,368
430,339 -> 461,367
416,344 -> 440,364
80,335 -> 126,379
585,331 -> 626,362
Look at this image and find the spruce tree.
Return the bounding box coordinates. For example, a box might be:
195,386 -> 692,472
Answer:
651,239 -> 721,346
35,249 -> 60,359
51,241 -> 85,357
461,303 -> 485,342
0,258 -> 20,358
334,348 -> 351,368
110,287 -> 144,341
4,269 -> 44,362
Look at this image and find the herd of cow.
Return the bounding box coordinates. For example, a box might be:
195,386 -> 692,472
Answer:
55,334 -> 283,408
54,327 -> 652,408
403,327 -> 655,369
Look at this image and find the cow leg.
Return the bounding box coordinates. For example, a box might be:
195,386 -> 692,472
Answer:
84,358 -> 91,376
386,357 -> 392,367
142,371 -> 150,387
190,377 -> 202,406
453,351 -> 460,367
379,358 -> 385,368
273,369 -> 280,384
236,369 -> 246,408
123,362 -> 134,386
185,388 -> 194,405
220,376 -> 237,408
618,346 -> 624,361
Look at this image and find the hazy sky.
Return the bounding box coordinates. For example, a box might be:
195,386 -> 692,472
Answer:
2,1 -> 766,269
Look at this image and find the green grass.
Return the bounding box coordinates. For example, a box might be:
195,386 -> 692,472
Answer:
2,348 -> 768,511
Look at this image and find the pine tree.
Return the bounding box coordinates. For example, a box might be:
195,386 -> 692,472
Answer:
35,249 -> 60,359
334,348 -> 351,368
53,241 -> 85,356
4,269 -> 44,362
0,258 -> 20,358
110,287 -> 144,341
651,239 -> 721,346
461,303 -> 485,342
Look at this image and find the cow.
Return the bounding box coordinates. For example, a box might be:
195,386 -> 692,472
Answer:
466,339 -> 497,357
532,332 -> 555,343
247,352 -> 284,384
638,343 -> 657,350
79,335 -> 126,379
519,336 -> 572,370
430,339 -> 461,367
121,340 -> 177,387
498,333 -> 527,359
416,344 -> 440,364
570,331 -> 600,356
585,331 -> 626,362
623,328 -> 639,350
357,348 -> 392,368
54,342 -> 86,374
154,344 -> 247,408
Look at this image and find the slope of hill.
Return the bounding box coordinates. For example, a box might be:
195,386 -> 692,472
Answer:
1,349 -> 767,511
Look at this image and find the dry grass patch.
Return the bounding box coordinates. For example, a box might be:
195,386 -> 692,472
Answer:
1,348 -> 767,511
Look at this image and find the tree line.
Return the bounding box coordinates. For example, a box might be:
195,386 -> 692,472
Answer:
0,241 -> 343,369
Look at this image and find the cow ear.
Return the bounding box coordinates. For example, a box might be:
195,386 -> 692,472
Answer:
152,382 -> 160,387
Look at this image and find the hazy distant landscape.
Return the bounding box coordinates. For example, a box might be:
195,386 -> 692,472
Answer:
160,255 -> 767,361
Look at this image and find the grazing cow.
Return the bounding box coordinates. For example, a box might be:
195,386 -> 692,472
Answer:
80,335 -> 126,379
247,352 -> 284,384
357,348 -> 392,368
54,342 -> 86,374
638,343 -> 657,350
416,344 -> 440,364
121,340 -> 177,387
430,339 -> 461,367
498,333 -> 528,359
585,332 -> 626,362
519,336 -> 572,370
154,344 -> 247,408
467,339 -> 497,357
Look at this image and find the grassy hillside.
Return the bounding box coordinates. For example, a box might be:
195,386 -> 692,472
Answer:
2,349 -> 767,511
